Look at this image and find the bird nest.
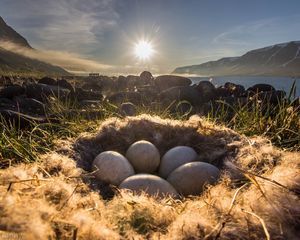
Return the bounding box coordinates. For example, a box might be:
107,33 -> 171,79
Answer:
0,114 -> 299,239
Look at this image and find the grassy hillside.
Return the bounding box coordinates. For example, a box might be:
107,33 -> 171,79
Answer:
0,47 -> 70,77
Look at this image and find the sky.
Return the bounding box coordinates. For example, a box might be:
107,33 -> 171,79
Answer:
1,0 -> 300,74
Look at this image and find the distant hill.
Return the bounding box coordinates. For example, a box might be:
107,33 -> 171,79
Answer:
173,41 -> 300,77
0,16 -> 70,76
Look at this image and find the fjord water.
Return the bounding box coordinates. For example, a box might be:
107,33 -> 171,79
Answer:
191,76 -> 300,97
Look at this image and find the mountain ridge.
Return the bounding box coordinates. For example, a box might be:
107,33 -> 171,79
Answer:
173,41 -> 300,77
0,16 -> 32,49
0,16 -> 70,76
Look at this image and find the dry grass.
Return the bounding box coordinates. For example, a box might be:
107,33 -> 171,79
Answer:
0,115 -> 299,239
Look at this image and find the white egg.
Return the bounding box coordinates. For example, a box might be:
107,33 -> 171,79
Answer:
126,140 -> 160,173
159,146 -> 198,178
167,162 -> 220,196
119,174 -> 179,198
92,151 -> 135,185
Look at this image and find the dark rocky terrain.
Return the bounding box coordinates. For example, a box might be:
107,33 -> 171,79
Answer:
1,72 -> 298,128
173,41 -> 300,77
0,16 -> 70,76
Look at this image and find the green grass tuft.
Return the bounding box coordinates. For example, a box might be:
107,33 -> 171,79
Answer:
0,86 -> 299,168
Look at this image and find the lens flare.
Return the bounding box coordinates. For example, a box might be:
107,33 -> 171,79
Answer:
134,40 -> 154,60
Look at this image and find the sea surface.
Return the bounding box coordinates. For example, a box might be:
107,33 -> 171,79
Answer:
190,76 -> 300,98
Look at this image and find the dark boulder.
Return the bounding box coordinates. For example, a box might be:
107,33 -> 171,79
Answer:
170,101 -> 194,116
38,77 -> 57,86
0,98 -> 16,111
74,88 -> 103,101
79,100 -> 102,108
120,102 -> 137,116
0,85 -> 24,99
117,76 -> 128,91
154,75 -> 192,91
140,71 -> 154,85
126,75 -> 141,89
106,91 -> 142,105
0,110 -> 52,128
13,97 -> 45,114
137,87 -> 158,104
215,86 -> 231,98
159,86 -> 202,106
224,82 -> 246,97
82,82 -> 102,92
272,90 -> 286,103
252,90 -> 286,105
0,84 -> 25,99
57,79 -> 74,92
25,83 -> 70,102
194,81 -> 217,102
99,76 -> 116,92
222,96 -> 248,107
247,84 -> 276,94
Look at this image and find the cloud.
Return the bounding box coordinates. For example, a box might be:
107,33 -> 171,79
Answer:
213,15 -> 300,47
213,18 -> 277,46
0,41 -> 112,72
1,0 -> 119,54
0,41 -> 165,75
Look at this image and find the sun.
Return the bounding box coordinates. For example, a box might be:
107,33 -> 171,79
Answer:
134,40 -> 154,60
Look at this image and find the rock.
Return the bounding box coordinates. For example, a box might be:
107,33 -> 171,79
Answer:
224,82 -> 246,97
194,81 -> 216,102
0,84 -> 25,99
119,174 -> 179,198
140,71 -> 154,85
196,102 -> 213,116
99,76 -> 116,92
57,79 -> 74,92
82,82 -> 102,92
215,86 -> 231,98
0,110 -> 51,128
25,83 -> 70,102
106,91 -> 142,105
74,88 -> 103,101
254,90 -> 286,104
13,97 -> 45,114
159,146 -> 198,178
117,76 -> 128,90
136,86 -> 158,103
126,75 -> 140,89
0,98 -> 16,111
159,86 -> 203,106
92,151 -> 135,185
155,75 -> 192,91
167,162 -> 220,196
247,84 -> 276,94
79,100 -> 102,108
125,140 -> 160,173
171,101 -> 193,116
216,87 -> 231,98
120,102 -> 137,116
38,77 -> 57,86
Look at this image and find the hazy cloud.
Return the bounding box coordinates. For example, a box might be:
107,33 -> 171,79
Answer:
213,15 -> 300,48
1,0 -> 119,54
0,41 -> 112,72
